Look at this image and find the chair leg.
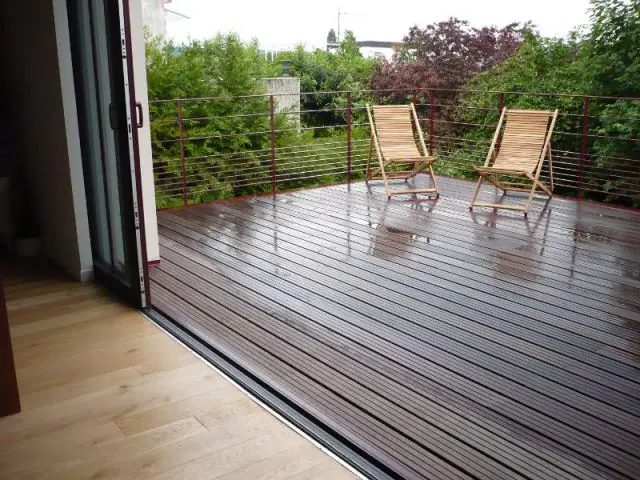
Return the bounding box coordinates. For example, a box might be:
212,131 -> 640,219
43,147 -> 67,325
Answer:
375,160 -> 390,199
382,170 -> 391,199
523,170 -> 552,215
546,142 -> 554,192
523,182 -> 538,215
429,164 -> 440,198
469,176 -> 484,210
365,139 -> 373,183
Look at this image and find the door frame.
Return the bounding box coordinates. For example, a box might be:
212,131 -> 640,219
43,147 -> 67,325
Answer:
120,0 -> 150,308
67,0 -> 150,308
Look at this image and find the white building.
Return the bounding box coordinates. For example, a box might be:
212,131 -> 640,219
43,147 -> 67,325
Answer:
141,0 -> 167,38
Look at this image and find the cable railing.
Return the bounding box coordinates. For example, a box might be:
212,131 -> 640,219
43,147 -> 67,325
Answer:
149,89 -> 640,209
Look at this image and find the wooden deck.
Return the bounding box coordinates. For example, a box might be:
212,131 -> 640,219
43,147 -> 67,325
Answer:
150,176 -> 640,480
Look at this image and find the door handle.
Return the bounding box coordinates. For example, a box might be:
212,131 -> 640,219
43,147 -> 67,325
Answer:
108,103 -> 118,130
135,103 -> 143,128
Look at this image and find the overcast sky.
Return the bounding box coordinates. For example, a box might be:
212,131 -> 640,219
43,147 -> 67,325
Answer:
165,0 -> 592,50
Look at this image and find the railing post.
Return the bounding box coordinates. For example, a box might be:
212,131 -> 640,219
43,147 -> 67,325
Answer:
269,95 -> 277,197
579,96 -> 590,201
346,92 -> 352,184
428,90 -> 436,154
177,99 -> 187,207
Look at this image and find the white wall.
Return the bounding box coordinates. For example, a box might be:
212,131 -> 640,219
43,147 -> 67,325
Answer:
262,77 -> 301,113
262,77 -> 301,130
130,0 -> 160,262
53,0 -> 94,280
0,0 -> 94,281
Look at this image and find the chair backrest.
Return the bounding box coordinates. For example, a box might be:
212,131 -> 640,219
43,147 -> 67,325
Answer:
367,104 -> 426,159
493,109 -> 557,173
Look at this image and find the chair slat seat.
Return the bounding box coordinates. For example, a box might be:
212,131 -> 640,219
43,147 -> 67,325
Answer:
387,156 -> 436,163
475,165 -> 531,175
470,108 -> 559,216
366,104 -> 439,199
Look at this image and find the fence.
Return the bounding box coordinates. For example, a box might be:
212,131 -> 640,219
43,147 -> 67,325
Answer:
149,89 -> 640,209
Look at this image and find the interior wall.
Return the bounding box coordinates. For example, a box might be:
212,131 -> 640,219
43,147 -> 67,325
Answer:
0,0 -> 94,280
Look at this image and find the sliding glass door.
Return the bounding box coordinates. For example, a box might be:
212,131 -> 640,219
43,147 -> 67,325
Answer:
68,0 -> 148,307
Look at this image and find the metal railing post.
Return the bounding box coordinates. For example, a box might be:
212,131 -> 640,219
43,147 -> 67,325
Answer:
177,99 -> 187,206
346,92 -> 352,184
269,95 -> 277,196
579,96 -> 590,201
428,90 -> 436,154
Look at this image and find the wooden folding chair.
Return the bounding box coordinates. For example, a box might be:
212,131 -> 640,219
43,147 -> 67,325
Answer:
469,108 -> 559,216
366,104 -> 439,199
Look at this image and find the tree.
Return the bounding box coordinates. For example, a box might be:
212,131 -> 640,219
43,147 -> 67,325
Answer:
276,31 -> 377,129
586,0 -> 640,96
146,33 -> 371,205
456,0 -> 640,205
456,31 -> 588,183
461,30 -> 587,116
585,0 -> 640,205
405,18 -> 523,88
371,18 -> 525,98
370,59 -> 439,102
146,33 -> 277,205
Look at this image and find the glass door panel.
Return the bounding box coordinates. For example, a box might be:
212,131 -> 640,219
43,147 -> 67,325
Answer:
69,0 -> 146,306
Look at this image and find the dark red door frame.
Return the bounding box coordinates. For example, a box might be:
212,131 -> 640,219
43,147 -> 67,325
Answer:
121,0 -> 150,307
0,269 -> 21,417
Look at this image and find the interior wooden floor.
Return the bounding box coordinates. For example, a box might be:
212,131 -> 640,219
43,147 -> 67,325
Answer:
0,264 -> 355,480
151,176 -> 640,480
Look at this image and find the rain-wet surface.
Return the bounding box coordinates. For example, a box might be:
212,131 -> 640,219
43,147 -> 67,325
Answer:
151,176 -> 640,480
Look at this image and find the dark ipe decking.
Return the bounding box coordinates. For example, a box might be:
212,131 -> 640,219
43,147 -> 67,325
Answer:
150,176 -> 640,480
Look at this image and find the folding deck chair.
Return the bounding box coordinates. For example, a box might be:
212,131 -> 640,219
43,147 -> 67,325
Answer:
469,108 -> 559,216
366,104 -> 439,199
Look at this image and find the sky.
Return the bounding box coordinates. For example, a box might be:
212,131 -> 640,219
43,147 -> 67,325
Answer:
165,0 -> 592,51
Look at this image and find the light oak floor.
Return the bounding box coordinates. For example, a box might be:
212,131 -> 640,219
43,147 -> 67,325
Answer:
0,266 -> 357,480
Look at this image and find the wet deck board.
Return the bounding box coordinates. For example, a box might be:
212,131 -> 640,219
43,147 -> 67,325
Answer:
151,176 -> 640,480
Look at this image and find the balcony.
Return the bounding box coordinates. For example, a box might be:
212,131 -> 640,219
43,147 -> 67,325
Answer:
148,90 -> 640,479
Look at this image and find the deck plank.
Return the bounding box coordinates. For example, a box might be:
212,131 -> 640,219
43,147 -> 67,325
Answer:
151,176 -> 640,480
158,210 -> 640,403
288,186 -> 640,306
154,220 -> 639,476
205,198 -> 639,342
